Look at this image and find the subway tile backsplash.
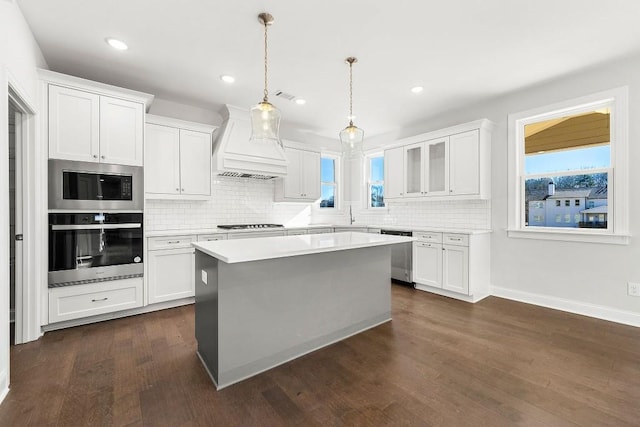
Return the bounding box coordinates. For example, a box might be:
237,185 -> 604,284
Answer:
145,176 -> 311,232
146,176 -> 491,232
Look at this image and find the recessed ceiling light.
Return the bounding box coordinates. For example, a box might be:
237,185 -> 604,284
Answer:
411,86 -> 424,94
105,38 -> 128,51
220,75 -> 235,84
295,99 -> 306,105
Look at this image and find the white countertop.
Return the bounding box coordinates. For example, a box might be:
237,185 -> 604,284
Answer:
192,232 -> 414,264
146,223 -> 490,237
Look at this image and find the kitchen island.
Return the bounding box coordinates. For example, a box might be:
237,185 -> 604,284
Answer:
192,231 -> 413,389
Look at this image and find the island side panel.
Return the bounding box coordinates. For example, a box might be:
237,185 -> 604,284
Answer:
194,250 -> 219,385
216,245 -> 391,388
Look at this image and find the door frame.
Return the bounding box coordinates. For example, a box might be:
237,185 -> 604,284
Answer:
5,70 -> 42,345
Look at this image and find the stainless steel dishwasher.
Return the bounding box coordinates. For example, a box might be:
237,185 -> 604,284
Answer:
380,229 -> 413,284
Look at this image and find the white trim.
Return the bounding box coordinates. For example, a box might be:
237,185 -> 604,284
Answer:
0,371 -> 8,405
38,69 -> 154,110
145,114 -> 216,134
491,286 -> 640,328
365,152 -> 386,209
508,86 -> 629,244
415,284 -> 490,303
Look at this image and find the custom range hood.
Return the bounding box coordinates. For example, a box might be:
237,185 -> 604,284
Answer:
212,105 -> 288,179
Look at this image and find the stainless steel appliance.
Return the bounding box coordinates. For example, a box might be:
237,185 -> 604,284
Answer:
380,229 -> 413,284
217,224 -> 284,230
48,212 -> 143,287
48,159 -> 143,211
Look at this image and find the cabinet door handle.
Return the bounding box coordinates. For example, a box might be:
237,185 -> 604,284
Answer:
167,241 -> 180,244
450,238 -> 462,241
181,188 -> 185,192
93,154 -> 98,159
101,155 -> 105,159
176,188 -> 180,192
91,297 -> 108,302
450,189 -> 453,192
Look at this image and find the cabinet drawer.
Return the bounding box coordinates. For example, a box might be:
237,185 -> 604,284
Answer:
148,235 -> 196,250
443,233 -> 469,246
197,233 -> 228,242
308,228 -> 333,234
49,278 -> 143,323
415,232 -> 443,243
414,241 -> 442,249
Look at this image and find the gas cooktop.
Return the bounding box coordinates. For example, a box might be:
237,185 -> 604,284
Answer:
217,224 -> 284,230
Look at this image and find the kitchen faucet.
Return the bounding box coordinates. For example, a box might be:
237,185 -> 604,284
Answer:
349,205 -> 355,225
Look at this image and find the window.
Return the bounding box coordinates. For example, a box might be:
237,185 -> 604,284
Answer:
531,201 -> 544,209
368,155 -> 385,208
320,156 -> 337,208
508,87 -> 629,244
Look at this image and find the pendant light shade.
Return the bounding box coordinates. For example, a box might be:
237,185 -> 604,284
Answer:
340,57 -> 364,158
250,13 -> 282,146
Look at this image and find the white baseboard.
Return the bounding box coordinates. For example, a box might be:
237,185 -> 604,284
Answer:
491,286 -> 640,328
0,370 -> 8,404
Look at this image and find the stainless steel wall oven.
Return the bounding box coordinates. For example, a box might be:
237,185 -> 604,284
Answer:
48,212 -> 143,287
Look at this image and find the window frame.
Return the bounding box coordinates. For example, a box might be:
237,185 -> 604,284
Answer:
507,87 -> 629,244
366,153 -> 386,209
317,152 -> 340,211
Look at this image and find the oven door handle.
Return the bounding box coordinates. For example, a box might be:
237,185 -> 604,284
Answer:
51,223 -> 142,231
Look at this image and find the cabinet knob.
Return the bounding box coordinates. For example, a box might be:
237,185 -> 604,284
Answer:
181,188 -> 185,192
450,189 -> 453,192
93,155 -> 98,159
101,155 -> 105,159
176,188 -> 180,192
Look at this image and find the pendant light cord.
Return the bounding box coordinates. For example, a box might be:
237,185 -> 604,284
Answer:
263,21 -> 269,103
348,60 -> 354,126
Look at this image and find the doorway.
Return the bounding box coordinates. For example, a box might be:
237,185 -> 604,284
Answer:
7,85 -> 34,346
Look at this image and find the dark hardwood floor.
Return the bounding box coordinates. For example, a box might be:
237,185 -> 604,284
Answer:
1,284 -> 639,426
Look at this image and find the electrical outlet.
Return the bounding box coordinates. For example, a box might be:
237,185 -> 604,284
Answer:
628,282 -> 640,297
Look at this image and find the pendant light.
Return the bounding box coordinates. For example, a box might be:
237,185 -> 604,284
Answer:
339,57 -> 364,158
250,12 -> 282,147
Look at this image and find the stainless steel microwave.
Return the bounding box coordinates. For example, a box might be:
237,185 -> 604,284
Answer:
48,159 -> 143,211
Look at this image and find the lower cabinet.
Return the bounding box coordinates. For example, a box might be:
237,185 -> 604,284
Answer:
413,232 -> 490,301
49,277 -> 143,323
147,237 -> 196,304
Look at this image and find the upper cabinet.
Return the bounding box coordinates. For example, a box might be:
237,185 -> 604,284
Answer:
275,145 -> 320,202
384,120 -> 493,201
145,115 -> 215,200
41,70 -> 152,166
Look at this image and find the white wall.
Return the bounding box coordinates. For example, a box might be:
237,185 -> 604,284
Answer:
0,0 -> 48,401
368,53 -> 640,324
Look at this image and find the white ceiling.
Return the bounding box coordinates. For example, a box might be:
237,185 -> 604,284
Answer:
16,0 -> 640,139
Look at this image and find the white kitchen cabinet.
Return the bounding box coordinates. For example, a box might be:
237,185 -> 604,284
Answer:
145,115 -> 214,199
413,231 -> 490,302
404,143 -> 424,197
49,278 -> 143,323
449,130 -> 480,196
48,84 -> 144,166
442,244 -> 469,294
383,120 -> 492,201
287,229 -> 308,236
333,227 -> 368,233
147,235 -> 196,304
228,230 -> 286,239
275,146 -> 320,201
384,146 -> 404,199
48,85 -> 100,163
413,242 -> 443,288
425,137 -> 449,196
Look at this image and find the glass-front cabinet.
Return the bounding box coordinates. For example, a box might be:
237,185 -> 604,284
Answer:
404,143 -> 424,197
426,137 -> 449,196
